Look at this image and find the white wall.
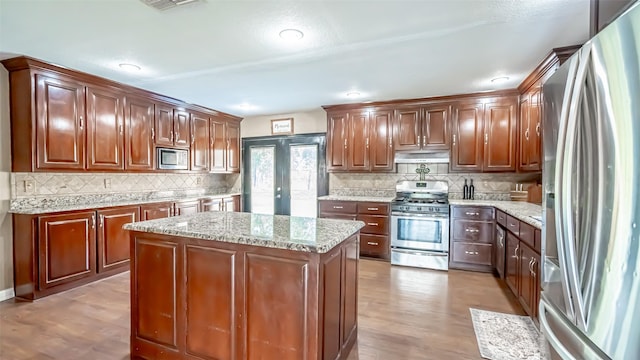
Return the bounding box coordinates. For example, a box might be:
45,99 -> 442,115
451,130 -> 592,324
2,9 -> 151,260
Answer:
0,67 -> 13,299
240,108 -> 327,138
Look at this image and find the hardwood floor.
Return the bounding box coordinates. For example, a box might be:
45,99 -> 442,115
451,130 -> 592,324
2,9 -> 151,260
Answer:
0,259 -> 522,360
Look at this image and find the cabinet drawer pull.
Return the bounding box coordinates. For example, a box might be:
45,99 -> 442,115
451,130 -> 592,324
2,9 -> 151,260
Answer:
465,212 -> 479,216
465,228 -> 479,233
484,133 -> 488,144
99,214 -> 104,228
191,133 -> 195,144
536,122 -> 541,136
510,223 -> 517,227
367,222 -> 379,226
91,215 -> 96,229
464,251 -> 479,255
151,127 -> 155,140
531,259 -> 537,277
528,258 -> 534,274
333,206 -> 343,209
79,116 -> 84,129
367,241 -> 379,246
119,124 -> 124,135
367,207 -> 379,211
514,244 -> 519,259
453,134 -> 456,146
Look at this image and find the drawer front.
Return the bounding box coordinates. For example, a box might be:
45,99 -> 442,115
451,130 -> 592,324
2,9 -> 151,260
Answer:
451,242 -> 493,266
519,221 -> 535,249
357,202 -> 389,216
319,201 -> 357,215
452,206 -> 495,221
506,215 -> 520,236
452,219 -> 494,243
496,210 -> 507,226
360,234 -> 389,258
357,215 -> 389,235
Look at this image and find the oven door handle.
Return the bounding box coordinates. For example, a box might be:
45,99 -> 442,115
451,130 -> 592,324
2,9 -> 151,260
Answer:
391,212 -> 449,219
392,248 -> 448,257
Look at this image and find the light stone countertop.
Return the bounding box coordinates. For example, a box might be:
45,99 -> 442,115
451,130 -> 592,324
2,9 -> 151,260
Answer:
10,192 -> 242,215
449,199 -> 542,229
124,211 -> 365,253
317,195 -> 396,203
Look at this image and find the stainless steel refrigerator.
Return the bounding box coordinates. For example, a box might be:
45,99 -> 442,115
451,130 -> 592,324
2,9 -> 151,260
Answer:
540,2 -> 640,359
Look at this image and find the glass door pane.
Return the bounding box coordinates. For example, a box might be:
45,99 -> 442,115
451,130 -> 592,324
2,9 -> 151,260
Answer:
249,146 -> 275,214
290,144 -> 318,217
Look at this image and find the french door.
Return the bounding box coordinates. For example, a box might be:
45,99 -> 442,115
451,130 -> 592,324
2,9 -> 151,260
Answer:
242,133 -> 328,216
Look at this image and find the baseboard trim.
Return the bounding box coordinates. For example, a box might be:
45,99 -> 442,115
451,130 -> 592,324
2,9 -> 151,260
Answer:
0,287 -> 15,302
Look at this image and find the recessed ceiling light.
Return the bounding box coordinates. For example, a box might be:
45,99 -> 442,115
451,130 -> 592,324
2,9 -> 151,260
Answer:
346,91 -> 361,98
119,63 -> 141,72
279,29 -> 304,41
491,76 -> 510,83
238,103 -> 254,110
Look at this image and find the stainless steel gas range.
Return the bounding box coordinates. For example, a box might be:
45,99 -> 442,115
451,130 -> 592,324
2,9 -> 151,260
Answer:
390,180 -> 449,271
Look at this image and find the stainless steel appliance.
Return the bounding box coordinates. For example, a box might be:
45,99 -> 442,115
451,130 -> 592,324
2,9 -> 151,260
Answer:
390,180 -> 449,270
157,147 -> 189,170
540,3 -> 640,359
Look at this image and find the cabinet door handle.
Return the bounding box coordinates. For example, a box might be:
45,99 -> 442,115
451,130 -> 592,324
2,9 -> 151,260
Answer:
176,131 -> 180,141
367,207 -> 379,211
344,139 -> 347,148
525,128 -> 530,141
99,214 -> 104,228
170,131 -> 174,142
151,127 -> 155,140
464,251 -> 479,255
367,222 -> 379,226
367,241 -> 379,246
498,233 -> 504,247
365,138 -> 369,148
536,122 -> 541,137
422,135 -> 426,145
510,223 -> 517,227
484,133 -> 489,144
119,124 -> 124,135
333,206 -> 344,209
465,228 -> 479,233
79,116 -> 84,129
452,134 -> 456,146
91,215 -> 96,229
389,137 -> 392,148
465,212 -> 480,216
191,133 -> 195,144
531,259 -> 537,277
514,244 -> 519,259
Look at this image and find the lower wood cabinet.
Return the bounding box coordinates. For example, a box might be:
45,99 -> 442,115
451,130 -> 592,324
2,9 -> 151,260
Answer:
201,195 -> 241,212
449,206 -> 495,271
141,202 -> 173,220
174,200 -> 201,216
97,206 -> 140,273
319,200 -> 390,259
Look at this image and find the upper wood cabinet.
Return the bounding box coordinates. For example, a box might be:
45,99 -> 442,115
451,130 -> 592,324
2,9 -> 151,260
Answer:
86,86 -> 125,171
394,104 -> 451,151
326,109 -> 393,172
450,96 -> 517,172
190,112 -> 210,172
125,96 -> 155,171
34,74 -> 86,171
518,89 -> 542,172
2,56 -> 243,173
210,118 -> 226,172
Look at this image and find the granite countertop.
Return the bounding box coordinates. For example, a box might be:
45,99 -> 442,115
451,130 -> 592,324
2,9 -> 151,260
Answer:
124,212 -> 365,253
10,192 -> 242,215
317,195 -> 396,203
449,199 -> 542,229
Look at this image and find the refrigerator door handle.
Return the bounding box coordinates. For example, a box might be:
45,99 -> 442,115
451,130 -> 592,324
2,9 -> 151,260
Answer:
539,300 -> 576,360
561,44 -> 593,331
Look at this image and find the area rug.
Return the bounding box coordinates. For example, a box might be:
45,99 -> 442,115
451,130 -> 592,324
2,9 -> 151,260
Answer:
470,308 -> 550,360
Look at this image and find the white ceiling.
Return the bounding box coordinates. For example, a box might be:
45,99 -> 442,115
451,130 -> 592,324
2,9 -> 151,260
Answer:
0,0 -> 589,117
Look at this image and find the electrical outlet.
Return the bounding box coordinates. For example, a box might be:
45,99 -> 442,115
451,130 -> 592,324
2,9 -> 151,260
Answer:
104,178 -> 111,189
23,180 -> 35,193
196,176 -> 202,185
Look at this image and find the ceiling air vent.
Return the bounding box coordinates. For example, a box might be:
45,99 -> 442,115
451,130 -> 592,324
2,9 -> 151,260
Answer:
140,0 -> 201,11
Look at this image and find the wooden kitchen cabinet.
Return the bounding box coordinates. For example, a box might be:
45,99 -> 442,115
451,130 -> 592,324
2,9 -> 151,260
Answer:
174,200 -> 202,216
155,103 -> 175,147
125,96 -> 155,171
97,206 -> 139,272
450,96 -> 517,172
320,200 -> 390,259
201,197 -> 224,212
449,206 -> 495,271
326,109 -> 393,172
393,104 -> 451,151
190,112 -> 210,172
210,117 -> 227,172
223,195 -> 241,212
518,242 -> 539,317
226,121 -> 241,173
173,109 -> 191,148
494,221 -> 506,279
86,86 -> 125,170
140,202 -> 174,220
518,88 -> 542,171
38,211 -> 97,290
505,231 -> 519,295
34,74 -> 86,171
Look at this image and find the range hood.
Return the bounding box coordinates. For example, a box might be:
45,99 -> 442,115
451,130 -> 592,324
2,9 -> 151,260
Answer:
394,151 -> 450,164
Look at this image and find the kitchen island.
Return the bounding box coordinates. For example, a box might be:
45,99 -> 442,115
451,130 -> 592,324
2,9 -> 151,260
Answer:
124,211 -> 364,360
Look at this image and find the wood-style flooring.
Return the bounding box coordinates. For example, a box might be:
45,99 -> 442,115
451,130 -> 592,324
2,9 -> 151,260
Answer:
0,259 -> 523,360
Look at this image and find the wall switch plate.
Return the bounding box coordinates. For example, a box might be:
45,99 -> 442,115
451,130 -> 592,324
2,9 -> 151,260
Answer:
104,179 -> 112,189
23,180 -> 35,193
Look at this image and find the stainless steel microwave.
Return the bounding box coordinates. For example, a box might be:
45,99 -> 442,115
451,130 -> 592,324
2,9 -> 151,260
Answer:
157,147 -> 189,170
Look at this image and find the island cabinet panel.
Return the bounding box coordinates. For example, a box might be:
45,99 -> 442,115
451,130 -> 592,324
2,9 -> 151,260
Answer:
86,86 -> 125,170
341,238 -> 358,347
35,74 -> 86,170
97,206 -> 139,273
245,254 -> 312,360
38,211 -> 96,290
133,239 -> 179,349
322,250 -> 342,360
185,245 -> 237,360
125,96 -> 155,171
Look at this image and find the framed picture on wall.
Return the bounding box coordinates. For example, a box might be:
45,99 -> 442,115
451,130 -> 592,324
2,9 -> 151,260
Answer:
271,118 -> 294,135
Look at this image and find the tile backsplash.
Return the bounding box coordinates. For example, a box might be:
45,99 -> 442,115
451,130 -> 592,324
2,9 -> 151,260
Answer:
329,163 -> 541,200
11,172 -> 232,199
